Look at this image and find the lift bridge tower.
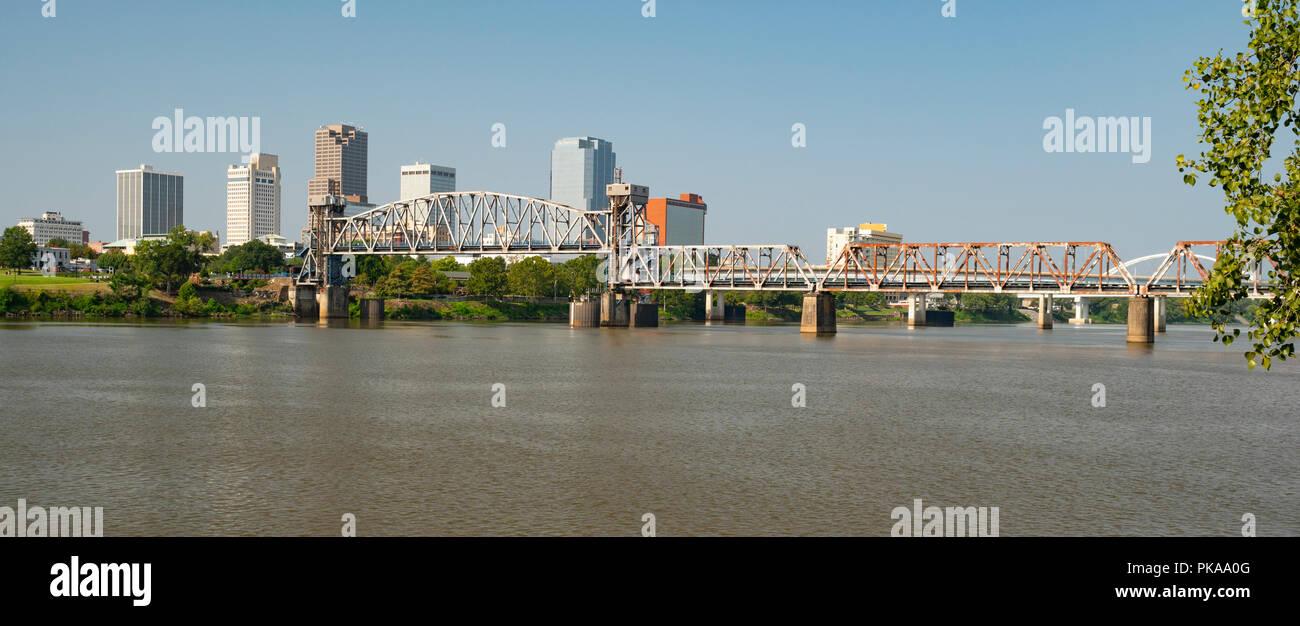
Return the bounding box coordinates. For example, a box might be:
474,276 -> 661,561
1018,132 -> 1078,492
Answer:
599,182 -> 658,327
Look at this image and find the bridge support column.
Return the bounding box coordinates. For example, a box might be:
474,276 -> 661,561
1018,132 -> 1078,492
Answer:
801,292 -> 837,335
1037,295 -> 1054,329
630,301 -> 659,327
569,300 -> 600,328
1127,296 -> 1155,343
704,290 -> 725,321
1154,296 -> 1167,333
601,292 -> 629,327
317,285 -> 349,320
907,294 -> 928,327
360,297 -> 384,321
1069,296 -> 1092,324
294,285 -> 318,319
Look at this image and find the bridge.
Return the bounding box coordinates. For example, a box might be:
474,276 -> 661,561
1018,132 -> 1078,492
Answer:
295,185 -> 1277,343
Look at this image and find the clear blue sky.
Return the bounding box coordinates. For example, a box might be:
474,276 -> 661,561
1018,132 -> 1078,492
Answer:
0,0 -> 1257,260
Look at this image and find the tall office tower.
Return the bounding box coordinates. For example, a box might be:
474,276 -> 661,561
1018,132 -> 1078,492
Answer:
226,153 -> 282,247
549,137 -> 616,211
400,162 -> 456,201
307,124 -> 368,204
115,165 -> 184,240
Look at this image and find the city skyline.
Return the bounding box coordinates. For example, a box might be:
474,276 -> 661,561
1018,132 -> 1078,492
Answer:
0,1 -> 1262,259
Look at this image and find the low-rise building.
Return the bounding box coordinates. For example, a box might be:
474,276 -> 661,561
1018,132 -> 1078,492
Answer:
826,223 -> 904,265
17,212 -> 87,246
646,194 -> 707,245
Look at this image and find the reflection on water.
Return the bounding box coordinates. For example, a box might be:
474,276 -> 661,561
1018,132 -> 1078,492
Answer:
0,320 -> 1296,536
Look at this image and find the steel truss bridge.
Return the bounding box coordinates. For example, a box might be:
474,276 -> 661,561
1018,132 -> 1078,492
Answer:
298,191 -> 1277,298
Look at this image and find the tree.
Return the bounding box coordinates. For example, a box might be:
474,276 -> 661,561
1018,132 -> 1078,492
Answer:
46,237 -> 73,250
0,226 -> 38,273
507,256 -> 557,300
108,265 -> 152,303
97,250 -> 129,273
407,263 -> 452,297
1179,0 -> 1300,369
430,256 -> 463,272
466,257 -> 508,298
69,243 -> 98,260
134,226 -> 209,294
561,255 -> 603,299
357,255 -> 395,286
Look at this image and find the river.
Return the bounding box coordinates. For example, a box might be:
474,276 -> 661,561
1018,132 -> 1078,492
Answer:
1,320 -> 1295,536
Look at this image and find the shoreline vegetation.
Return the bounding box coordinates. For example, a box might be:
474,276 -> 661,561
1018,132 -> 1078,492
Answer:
1,278 -> 1244,327
0,225 -> 1251,327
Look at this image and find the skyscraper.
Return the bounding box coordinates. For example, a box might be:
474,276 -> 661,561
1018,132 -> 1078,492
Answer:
549,137 -> 616,211
226,153 -> 282,247
308,124 -> 368,204
116,165 -> 183,240
400,162 -> 456,201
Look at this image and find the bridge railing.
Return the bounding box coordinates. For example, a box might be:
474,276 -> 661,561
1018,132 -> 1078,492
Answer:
323,191 -> 610,255
613,245 -> 820,291
820,242 -> 1138,294
1141,241 -> 1277,296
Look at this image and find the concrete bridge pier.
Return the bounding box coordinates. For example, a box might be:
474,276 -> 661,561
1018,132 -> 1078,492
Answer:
359,297 -> 385,321
569,300 -> 600,327
1037,295 -> 1054,329
601,292 -> 630,327
800,292 -> 837,335
294,285 -> 318,319
630,300 -> 659,327
1127,296 -> 1155,343
704,290 -> 725,322
1154,296 -> 1167,333
1069,296 -> 1092,324
907,294 -> 927,327
317,285 -> 349,319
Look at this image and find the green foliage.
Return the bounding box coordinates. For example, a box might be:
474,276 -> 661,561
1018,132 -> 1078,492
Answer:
655,290 -> 703,320
429,256 -> 464,272
97,250 -> 129,272
466,257 -> 508,298
210,239 -> 284,274
177,281 -> 198,300
108,266 -> 152,303
134,226 -> 210,294
561,255 -> 603,299
507,256 -> 559,300
69,243 -> 98,260
1179,0 -> 1300,369
0,226 -> 38,272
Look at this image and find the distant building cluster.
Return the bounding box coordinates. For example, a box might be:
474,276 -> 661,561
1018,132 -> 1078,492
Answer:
826,223 -> 904,265
13,123 -> 870,268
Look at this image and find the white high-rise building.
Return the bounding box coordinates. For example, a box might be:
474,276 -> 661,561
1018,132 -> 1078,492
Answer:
116,165 -> 183,240
226,153 -> 281,247
400,162 -> 456,201
550,137 -> 616,211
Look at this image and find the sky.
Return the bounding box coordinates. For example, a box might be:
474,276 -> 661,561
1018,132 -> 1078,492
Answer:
0,0 -> 1264,261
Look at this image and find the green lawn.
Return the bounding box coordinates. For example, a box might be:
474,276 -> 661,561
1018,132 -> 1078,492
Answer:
1,271 -> 101,291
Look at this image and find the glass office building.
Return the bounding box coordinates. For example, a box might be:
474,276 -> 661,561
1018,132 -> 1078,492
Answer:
549,137 -> 616,212
116,165 -> 184,240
